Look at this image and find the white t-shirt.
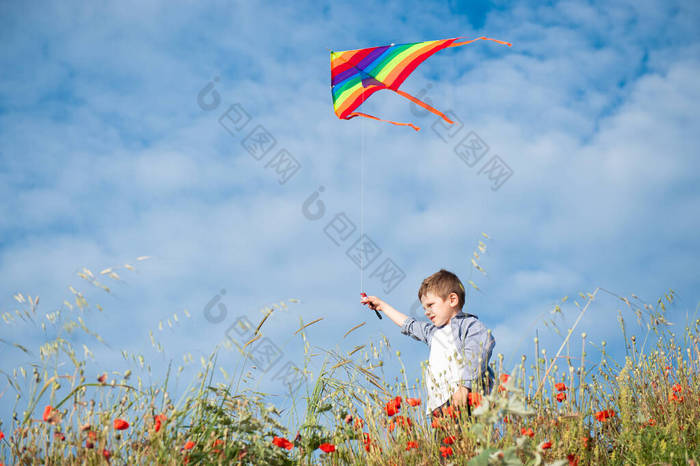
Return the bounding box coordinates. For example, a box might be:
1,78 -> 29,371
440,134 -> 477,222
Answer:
425,323 -> 466,413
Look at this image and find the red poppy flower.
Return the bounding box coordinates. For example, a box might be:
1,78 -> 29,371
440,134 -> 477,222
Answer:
498,374 -> 510,392
594,409 -> 615,422
407,397 -> 421,407
556,392 -> 567,402
431,417 -> 444,429
581,436 -> 590,448
567,453 -> 579,466
386,397 -> 401,416
554,383 -> 567,392
539,441 -> 552,450
113,419 -> 129,430
499,374 -> 510,391
85,440 -> 94,449
669,393 -> 684,402
441,405 -> 459,419
42,406 -> 54,422
0,431 -> 4,441
389,416 -> 410,432
468,392 -> 482,407
439,446 -> 453,457
103,449 -> 111,460
87,430 -> 97,440
672,384 -> 682,393
406,441 -> 418,451
212,439 -> 224,453
154,414 -> 167,432
183,441 -> 195,450
53,432 -> 65,441
272,436 -> 294,450
647,418 -> 656,426
319,443 -> 336,453
363,433 -> 372,452
520,427 -> 534,437
354,417 -> 364,429
442,435 -> 455,445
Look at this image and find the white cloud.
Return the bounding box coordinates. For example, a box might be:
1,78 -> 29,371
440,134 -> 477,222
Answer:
1,0 -> 699,433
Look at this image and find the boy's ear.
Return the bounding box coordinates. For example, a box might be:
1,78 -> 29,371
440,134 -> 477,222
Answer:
449,292 -> 459,306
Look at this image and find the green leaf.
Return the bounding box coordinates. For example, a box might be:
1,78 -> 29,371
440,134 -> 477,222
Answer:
472,397 -> 491,416
505,398 -> 535,417
502,446 -> 524,465
467,448 -> 494,466
470,422 -> 485,438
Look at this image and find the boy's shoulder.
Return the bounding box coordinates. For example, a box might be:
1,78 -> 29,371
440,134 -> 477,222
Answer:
453,312 -> 493,337
452,311 -> 480,326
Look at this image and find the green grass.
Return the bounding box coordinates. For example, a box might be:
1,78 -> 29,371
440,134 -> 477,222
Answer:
0,263 -> 698,465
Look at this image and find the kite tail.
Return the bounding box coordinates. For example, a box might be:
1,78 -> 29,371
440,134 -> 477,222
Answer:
391,89 -> 454,125
449,36 -> 512,47
348,112 -> 420,131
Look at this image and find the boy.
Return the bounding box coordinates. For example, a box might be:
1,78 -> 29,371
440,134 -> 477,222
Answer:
361,269 -> 496,421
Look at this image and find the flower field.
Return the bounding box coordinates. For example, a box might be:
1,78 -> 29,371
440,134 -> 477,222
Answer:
0,269 -> 698,465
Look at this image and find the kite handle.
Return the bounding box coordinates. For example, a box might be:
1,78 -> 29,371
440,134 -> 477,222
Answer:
361,292 -> 383,319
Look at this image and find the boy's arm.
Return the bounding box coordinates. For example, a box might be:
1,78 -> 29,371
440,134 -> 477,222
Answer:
361,295 -> 408,327
459,319 -> 496,390
400,316 -> 434,344
361,295 -> 434,344
381,302 -> 410,328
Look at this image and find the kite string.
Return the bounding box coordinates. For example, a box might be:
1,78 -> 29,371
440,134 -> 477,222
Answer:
360,109 -> 364,293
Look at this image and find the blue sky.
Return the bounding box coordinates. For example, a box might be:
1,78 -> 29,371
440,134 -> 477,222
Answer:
1,0 -> 699,434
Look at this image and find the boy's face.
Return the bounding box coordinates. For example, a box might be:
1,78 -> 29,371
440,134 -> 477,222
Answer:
421,291 -> 460,327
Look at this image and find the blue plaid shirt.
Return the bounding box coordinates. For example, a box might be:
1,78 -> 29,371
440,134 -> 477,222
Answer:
400,311 -> 496,393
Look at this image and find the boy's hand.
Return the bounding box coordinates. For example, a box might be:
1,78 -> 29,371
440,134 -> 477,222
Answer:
361,294 -> 407,327
451,386 -> 470,408
360,294 -> 386,313
361,293 -> 383,320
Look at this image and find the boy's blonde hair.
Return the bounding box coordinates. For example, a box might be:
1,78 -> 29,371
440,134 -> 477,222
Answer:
418,269 -> 466,310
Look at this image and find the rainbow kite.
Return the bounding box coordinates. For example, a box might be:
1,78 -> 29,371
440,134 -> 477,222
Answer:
330,36 -> 511,131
